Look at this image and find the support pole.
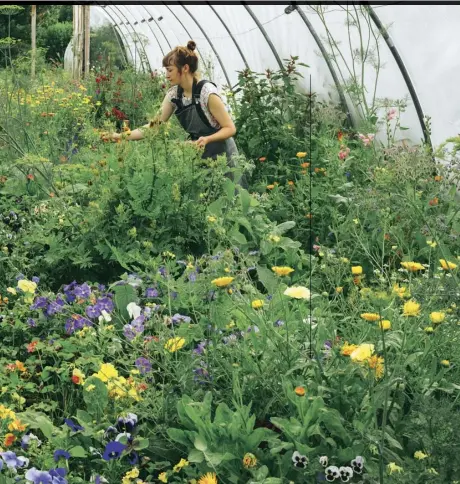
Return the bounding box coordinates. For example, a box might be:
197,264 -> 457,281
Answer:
84,5 -> 90,77
31,5 -> 36,78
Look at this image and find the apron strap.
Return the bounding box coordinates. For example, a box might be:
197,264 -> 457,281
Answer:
192,80 -> 218,131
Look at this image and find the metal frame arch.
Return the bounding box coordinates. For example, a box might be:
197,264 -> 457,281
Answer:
241,4 -> 284,70
366,5 -> 432,149
140,5 -> 172,52
110,5 -> 148,72
294,6 -> 352,126
178,3 -> 232,88
94,5 -> 130,67
206,3 -> 249,70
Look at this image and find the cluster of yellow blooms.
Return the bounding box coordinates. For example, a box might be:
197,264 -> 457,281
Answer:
0,404 -> 28,447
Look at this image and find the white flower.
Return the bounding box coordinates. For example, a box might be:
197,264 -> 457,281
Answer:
339,466 -> 354,482
292,451 -> 308,468
319,456 -> 328,467
351,456 -> 365,473
325,465 -> 340,481
126,302 -> 142,320
98,310 -> 112,323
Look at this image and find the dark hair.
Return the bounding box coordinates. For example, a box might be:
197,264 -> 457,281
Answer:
162,40 -> 198,75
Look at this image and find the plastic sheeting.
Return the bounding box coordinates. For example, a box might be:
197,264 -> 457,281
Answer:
85,3 -> 460,149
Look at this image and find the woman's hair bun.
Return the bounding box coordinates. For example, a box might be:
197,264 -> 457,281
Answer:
187,40 -> 197,51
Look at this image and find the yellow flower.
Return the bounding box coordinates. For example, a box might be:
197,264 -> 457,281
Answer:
243,452 -> 258,468
272,266 -> 294,276
296,152 -> 307,158
268,234 -> 281,243
8,419 -> 27,432
360,313 -> 381,322
426,240 -> 437,248
392,284 -> 409,298
294,386 -> 306,396
424,326 -> 434,333
86,384 -> 96,392
379,320 -> 391,331
0,405 -> 16,421
198,473 -> 218,484
400,261 -> 425,272
6,287 -> 17,296
173,458 -> 189,473
283,286 -> 311,300
251,299 -> 264,309
336,287 -> 343,293
351,266 -> 363,275
207,216 -> 217,223
266,184 -> 275,189
403,300 -> 420,317
440,259 -> 457,270
158,473 -> 168,483
340,257 -> 350,263
350,343 -> 374,362
341,342 -> 357,356
414,451 -> 429,460
211,277 -> 234,287
440,360 -> 450,367
72,368 -> 86,385
93,363 -> 118,382
387,462 -> 403,474
122,468 -> 139,484
165,337 -> 186,353
17,279 -> 37,293
430,311 -> 445,324
427,468 -> 438,475
368,355 -> 385,379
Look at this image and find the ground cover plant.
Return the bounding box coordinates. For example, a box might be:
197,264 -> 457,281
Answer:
1,31 -> 460,484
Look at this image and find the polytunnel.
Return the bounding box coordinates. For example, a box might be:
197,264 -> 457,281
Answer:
80,2 -> 460,150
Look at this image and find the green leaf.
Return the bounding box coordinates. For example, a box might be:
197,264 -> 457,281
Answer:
230,225 -> 247,245
69,445 -> 87,458
256,265 -> 278,294
188,449 -> 204,463
133,437 -> 149,451
112,284 -> 137,321
240,188 -> 251,215
274,221 -> 296,235
167,428 -> 190,447
194,435 -> 208,452
224,178 -> 236,199
205,451 -> 236,466
82,376 -> 108,419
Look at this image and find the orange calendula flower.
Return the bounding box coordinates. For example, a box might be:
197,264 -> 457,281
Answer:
434,175 -> 442,181
4,433 -> 16,447
288,180 -> 294,186
259,157 -> 266,162
294,386 -> 306,396
267,184 -> 275,190
198,472 -> 218,484
300,162 -> 310,168
27,341 -> 38,353
8,419 -> 27,432
15,361 -> 26,373
341,342 -> 358,356
368,355 -> 385,379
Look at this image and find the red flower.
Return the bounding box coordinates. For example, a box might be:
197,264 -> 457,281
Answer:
27,174 -> 34,181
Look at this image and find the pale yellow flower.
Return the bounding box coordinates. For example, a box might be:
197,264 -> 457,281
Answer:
430,311 -> 445,324
400,261 -> 424,272
440,259 -> 457,270
211,277 -> 234,287
271,266 -> 294,276
403,300 -> 420,317
283,286 -> 311,299
387,462 -> 403,474
251,299 -> 264,309
360,313 -> 381,322
350,343 -> 374,362
379,320 -> 391,331
351,266 -> 362,275
296,152 -> 307,158
158,473 -> 168,483
164,337 -> 186,353
17,279 -> 37,293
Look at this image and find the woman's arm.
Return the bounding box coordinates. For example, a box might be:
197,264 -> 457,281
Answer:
195,94 -> 236,147
107,94 -> 175,141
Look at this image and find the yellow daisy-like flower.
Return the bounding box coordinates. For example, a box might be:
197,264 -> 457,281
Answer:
414,451 -> 429,460
430,311 -> 445,324
350,343 -> 374,362
341,342 -> 358,356
379,320 -> 392,331
211,277 -> 234,287
424,326 -> 434,333
271,266 -> 294,276
7,419 -> 27,432
360,313 -> 381,322
392,284 -> 409,298
336,287 -> 343,293
158,472 -> 168,483
122,467 -> 139,484
243,452 -> 258,469
173,458 -> 189,473
400,261 -> 425,272
368,355 -> 385,379
403,300 -> 420,317
93,363 -> 118,382
351,266 -> 363,275
198,473 -> 218,484
206,216 -> 217,223
296,152 -> 307,158
440,259 -> 457,270
283,286 -> 311,299
440,360 -> 450,367
251,299 -> 264,309
164,337 -> 186,353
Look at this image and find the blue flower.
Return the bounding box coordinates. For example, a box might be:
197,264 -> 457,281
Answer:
274,319 -> 285,327
145,288 -> 159,298
128,451 -> 139,465
1,451 -> 29,469
49,468 -> 67,484
171,313 -> 191,324
25,468 -> 52,484
102,441 -> 126,461
32,276 -> 40,284
53,450 -> 70,462
85,305 -> 101,319
27,318 -> 37,327
135,357 -> 152,375
64,418 -> 84,432
103,426 -> 117,440
73,283 -> 91,299
116,413 -> 138,433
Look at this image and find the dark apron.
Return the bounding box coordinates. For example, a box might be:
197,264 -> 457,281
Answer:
171,80 -> 243,184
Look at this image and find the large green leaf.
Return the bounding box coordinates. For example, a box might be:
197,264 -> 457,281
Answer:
256,265 -> 278,294
112,284 -> 137,321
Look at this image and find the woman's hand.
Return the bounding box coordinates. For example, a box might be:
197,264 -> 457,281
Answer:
194,136 -> 209,149
100,132 -> 121,142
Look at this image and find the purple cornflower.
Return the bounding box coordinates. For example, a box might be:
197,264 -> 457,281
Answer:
158,266 -> 167,277
135,357 -> 152,374
145,288 -> 159,298
15,273 -> 25,281
27,318 -> 37,327
188,271 -> 197,282
171,313 -> 191,324
193,341 -> 208,355
247,325 -> 260,333
102,442 -> 126,461
274,319 -> 285,327
53,450 -> 70,462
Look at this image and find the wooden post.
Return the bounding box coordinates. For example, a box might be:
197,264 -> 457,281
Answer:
84,5 -> 90,77
31,5 -> 36,78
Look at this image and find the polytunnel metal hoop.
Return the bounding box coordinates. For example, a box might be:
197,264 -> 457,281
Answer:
141,5 -> 172,52
96,5 -> 130,67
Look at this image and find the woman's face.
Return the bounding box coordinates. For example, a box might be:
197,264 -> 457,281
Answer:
165,63 -> 189,85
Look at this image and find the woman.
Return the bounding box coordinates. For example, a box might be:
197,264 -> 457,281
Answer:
104,40 -> 242,182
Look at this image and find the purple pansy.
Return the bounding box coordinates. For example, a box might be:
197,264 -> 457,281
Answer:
102,441 -> 126,461
135,357 -> 152,374
64,418 -> 84,432
145,288 -> 159,298
53,450 -> 70,462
